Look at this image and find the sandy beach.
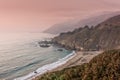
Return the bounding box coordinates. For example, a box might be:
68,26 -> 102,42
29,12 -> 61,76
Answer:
51,51 -> 103,72
33,51 -> 103,80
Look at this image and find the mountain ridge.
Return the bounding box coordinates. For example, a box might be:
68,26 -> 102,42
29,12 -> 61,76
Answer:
44,11 -> 120,34
52,15 -> 120,51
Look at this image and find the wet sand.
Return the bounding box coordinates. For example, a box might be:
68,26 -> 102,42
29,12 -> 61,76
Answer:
51,51 -> 103,72
33,51 -> 103,80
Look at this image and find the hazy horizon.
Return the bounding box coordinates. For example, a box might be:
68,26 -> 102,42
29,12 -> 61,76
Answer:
0,0 -> 120,32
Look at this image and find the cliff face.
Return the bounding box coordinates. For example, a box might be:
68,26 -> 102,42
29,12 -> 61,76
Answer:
53,15 -> 120,51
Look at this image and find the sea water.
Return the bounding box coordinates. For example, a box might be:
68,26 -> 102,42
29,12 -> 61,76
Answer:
0,33 -> 72,80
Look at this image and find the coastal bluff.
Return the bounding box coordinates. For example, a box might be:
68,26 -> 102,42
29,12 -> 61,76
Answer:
52,15 -> 120,51
34,49 -> 120,80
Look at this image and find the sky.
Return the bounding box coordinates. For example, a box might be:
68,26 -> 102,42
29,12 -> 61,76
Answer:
0,0 -> 120,32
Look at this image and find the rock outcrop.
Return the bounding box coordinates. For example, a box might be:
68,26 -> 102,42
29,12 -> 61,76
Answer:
53,15 -> 120,51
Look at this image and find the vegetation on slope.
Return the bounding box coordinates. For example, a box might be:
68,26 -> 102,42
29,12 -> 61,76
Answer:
35,49 -> 120,80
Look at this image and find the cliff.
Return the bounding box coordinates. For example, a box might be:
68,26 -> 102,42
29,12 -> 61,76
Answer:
35,49 -> 120,80
52,15 -> 120,51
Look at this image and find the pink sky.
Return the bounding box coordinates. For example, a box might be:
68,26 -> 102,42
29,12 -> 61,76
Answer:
0,0 -> 120,32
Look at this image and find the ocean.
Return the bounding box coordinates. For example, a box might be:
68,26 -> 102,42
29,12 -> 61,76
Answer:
0,33 -> 72,80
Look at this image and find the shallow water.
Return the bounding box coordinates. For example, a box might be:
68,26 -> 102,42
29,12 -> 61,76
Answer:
0,33 -> 71,80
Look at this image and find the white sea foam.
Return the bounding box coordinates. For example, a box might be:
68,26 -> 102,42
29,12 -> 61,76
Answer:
0,33 -> 72,80
14,51 -> 76,80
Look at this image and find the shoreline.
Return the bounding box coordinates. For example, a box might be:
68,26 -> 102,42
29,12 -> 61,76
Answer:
51,51 -> 103,72
15,51 -> 103,80
14,51 -> 76,80
32,51 -> 103,80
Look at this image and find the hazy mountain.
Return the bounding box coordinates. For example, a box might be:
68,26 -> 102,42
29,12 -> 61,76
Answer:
44,11 -> 120,34
52,15 -> 120,51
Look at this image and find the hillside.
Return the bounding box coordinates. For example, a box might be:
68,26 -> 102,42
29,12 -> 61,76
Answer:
34,49 -> 120,80
52,15 -> 120,51
44,12 -> 120,34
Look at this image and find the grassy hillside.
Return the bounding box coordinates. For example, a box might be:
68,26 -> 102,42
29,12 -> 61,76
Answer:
34,49 -> 120,80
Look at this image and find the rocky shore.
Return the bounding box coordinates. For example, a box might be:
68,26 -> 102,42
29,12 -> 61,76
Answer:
52,15 -> 120,51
